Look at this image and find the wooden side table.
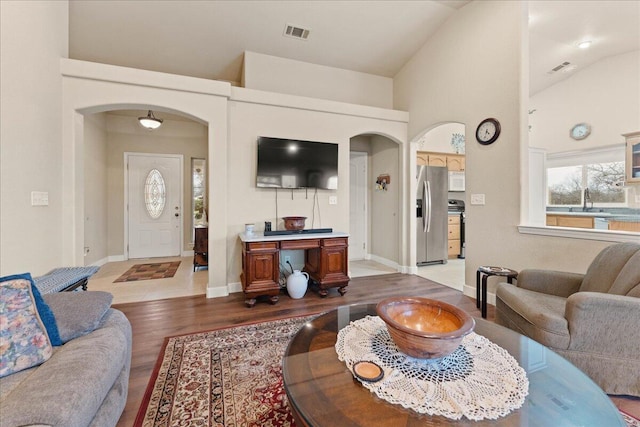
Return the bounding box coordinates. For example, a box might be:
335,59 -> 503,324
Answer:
476,266 -> 518,318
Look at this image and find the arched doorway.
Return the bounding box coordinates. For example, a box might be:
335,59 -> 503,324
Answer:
410,122 -> 466,291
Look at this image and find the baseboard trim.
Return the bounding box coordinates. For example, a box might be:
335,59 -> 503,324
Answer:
206,286 -> 230,298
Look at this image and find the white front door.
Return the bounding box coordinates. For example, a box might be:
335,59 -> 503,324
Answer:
349,152 -> 367,260
127,153 -> 182,259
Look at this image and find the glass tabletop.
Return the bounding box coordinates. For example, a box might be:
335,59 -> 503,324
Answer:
282,303 -> 624,427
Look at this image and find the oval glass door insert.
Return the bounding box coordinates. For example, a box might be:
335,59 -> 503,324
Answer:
145,169 -> 166,219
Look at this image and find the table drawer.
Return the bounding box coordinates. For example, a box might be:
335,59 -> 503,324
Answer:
246,241 -> 278,251
281,239 -> 320,250
323,238 -> 348,247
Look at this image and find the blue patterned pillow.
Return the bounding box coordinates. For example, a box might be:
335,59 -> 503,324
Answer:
1,273 -> 61,346
0,276 -> 54,377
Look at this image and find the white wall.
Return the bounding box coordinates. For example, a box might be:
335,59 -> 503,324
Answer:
61,60 -> 230,295
0,1 -> 68,275
394,0 -> 617,300
104,114 -> 208,257
530,50 -> 640,153
226,87 -> 407,286
370,135 -> 401,263
417,122 -> 466,153
83,113 -> 109,265
243,51 -> 394,109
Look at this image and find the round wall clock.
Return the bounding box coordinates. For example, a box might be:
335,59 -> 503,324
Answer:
476,118 -> 501,145
570,123 -> 591,140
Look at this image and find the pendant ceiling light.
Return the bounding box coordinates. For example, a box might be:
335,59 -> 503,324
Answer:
138,110 -> 163,130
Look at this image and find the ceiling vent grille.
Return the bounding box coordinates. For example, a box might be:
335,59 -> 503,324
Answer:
284,24 -> 310,40
547,61 -> 571,74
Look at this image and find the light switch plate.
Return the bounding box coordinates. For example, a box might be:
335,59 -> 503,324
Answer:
31,191 -> 49,206
329,196 -> 337,205
470,194 -> 485,205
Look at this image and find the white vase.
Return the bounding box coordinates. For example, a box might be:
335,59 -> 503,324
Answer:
286,270 -> 309,299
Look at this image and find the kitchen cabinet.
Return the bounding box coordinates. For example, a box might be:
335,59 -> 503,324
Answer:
417,152 -> 447,167
609,220 -> 640,232
447,154 -> 465,171
546,214 -> 594,229
447,214 -> 461,258
417,151 -> 465,171
624,131 -> 640,182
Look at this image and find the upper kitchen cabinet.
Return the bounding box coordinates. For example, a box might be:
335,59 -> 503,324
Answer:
624,131 -> 640,183
447,154 -> 465,172
417,151 -> 465,170
417,151 -> 447,167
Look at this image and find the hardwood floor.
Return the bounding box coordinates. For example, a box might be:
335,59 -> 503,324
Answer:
113,273 -> 638,426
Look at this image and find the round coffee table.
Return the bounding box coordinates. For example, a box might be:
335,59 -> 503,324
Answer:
283,304 -> 624,426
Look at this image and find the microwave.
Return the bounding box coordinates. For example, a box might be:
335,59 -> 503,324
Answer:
448,171 -> 465,192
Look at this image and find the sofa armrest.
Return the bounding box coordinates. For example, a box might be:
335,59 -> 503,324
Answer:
565,292 -> 640,358
516,269 -> 583,297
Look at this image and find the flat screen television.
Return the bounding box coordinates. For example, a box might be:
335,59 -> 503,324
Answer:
256,137 -> 338,189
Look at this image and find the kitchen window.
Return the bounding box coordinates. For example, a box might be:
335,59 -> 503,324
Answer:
546,145 -> 627,208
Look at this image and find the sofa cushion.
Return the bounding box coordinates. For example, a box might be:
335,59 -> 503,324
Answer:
43,291 -> 113,343
0,276 -> 53,378
496,283 -> 570,349
580,242 -> 640,293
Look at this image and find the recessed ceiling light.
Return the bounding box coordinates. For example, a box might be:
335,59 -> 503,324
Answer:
578,41 -> 592,49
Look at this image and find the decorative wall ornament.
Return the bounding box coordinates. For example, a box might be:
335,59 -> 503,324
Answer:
450,133 -> 465,154
376,174 -> 390,191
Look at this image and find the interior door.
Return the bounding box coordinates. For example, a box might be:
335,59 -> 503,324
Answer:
127,153 -> 182,259
349,152 -> 367,260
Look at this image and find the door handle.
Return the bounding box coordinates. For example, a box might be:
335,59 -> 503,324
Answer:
426,180 -> 432,233
175,213 -> 179,217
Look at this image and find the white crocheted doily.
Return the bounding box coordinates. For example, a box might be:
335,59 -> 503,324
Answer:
335,316 -> 529,421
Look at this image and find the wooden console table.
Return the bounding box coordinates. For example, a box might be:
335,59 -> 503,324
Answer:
239,232 -> 350,307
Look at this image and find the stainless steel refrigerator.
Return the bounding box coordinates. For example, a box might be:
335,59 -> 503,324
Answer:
416,165 -> 448,265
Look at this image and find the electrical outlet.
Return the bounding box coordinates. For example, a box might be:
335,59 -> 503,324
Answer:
470,194 -> 485,205
329,196 -> 337,205
284,255 -> 291,265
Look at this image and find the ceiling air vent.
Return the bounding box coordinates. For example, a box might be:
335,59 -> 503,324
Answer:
284,24 -> 310,40
547,61 -> 571,74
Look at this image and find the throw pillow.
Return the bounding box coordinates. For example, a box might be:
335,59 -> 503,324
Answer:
0,276 -> 53,378
43,291 -> 113,343
1,273 -> 61,346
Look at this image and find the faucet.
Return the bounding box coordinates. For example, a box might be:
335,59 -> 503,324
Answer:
583,188 -> 593,211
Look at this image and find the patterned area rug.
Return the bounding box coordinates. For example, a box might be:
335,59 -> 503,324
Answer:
114,261 -> 181,283
135,314 -> 319,427
135,315 -> 640,427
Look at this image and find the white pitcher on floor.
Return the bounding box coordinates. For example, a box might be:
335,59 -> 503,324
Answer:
286,270 -> 309,299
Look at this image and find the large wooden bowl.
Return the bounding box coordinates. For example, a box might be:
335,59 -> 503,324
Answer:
376,297 -> 475,359
283,216 -> 306,230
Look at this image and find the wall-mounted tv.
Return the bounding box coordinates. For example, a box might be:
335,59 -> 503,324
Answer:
256,137 -> 338,189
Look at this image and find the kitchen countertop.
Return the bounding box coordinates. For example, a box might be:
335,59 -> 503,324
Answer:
546,210 -> 640,222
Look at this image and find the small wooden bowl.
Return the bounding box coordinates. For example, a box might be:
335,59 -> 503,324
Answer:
376,297 -> 475,359
283,216 -> 306,230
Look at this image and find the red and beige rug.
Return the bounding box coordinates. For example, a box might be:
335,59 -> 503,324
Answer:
135,315 -> 640,427
114,261 -> 181,283
135,314 -> 319,427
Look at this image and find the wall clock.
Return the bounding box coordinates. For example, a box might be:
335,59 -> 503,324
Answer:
570,123 -> 591,140
476,118 -> 501,145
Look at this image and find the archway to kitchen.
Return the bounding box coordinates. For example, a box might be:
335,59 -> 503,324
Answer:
411,122 -> 466,291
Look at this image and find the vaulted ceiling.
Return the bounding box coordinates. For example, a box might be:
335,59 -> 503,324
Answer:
69,1 -> 639,97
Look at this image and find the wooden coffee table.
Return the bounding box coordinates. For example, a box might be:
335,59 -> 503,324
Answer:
283,304 -> 625,426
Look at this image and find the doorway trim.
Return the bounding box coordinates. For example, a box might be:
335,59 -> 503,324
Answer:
124,152 -> 184,260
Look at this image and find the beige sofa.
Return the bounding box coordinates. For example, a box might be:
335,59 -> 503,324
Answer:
495,242 -> 640,396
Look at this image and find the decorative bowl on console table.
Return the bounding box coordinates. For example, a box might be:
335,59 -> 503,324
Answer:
283,216 -> 306,230
376,297 -> 475,359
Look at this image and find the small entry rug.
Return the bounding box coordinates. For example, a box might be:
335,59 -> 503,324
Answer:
135,314 -> 319,427
114,261 -> 180,283
135,315 -> 640,427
